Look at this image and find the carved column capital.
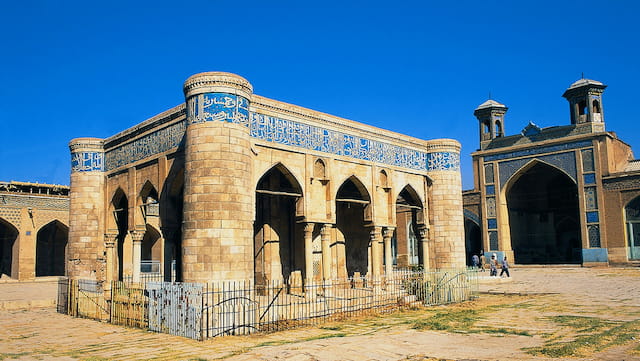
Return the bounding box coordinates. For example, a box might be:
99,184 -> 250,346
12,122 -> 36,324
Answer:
383,227 -> 395,239
104,233 -> 118,248
304,222 -> 315,234
417,225 -> 429,241
130,230 -> 145,243
320,223 -> 332,237
369,226 -> 382,243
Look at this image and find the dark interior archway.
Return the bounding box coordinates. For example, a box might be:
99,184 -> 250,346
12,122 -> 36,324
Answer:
36,220 -> 68,276
0,218 -> 18,278
254,164 -> 303,284
464,218 -> 481,265
507,162 -> 581,264
112,190 -> 128,280
160,166 -> 184,282
336,177 -> 370,277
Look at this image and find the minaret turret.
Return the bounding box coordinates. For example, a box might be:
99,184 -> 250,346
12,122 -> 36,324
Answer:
562,78 -> 606,132
474,100 -> 508,150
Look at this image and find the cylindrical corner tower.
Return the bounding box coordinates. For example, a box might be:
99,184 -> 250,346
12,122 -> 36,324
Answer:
68,137 -> 106,280
425,139 -> 465,269
182,72 -> 254,283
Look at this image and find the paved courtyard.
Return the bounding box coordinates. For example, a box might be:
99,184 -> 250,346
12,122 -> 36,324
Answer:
1,267 -> 639,361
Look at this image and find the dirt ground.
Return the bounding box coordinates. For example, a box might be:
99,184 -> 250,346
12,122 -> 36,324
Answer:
1,267 -> 639,361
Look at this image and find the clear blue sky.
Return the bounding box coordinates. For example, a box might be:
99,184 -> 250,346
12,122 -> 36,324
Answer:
1,1 -> 639,190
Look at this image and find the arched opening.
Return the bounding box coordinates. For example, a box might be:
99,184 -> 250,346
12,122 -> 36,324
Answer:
593,99 -> 601,113
336,176 -> 371,277
254,164 -> 303,284
0,218 -> 18,278
507,162 -> 581,264
160,166 -> 184,282
495,120 -> 503,137
139,181 -> 161,276
578,100 -> 588,115
483,121 -> 491,135
112,189 -> 129,280
625,196 -> 640,260
141,224 -> 162,274
36,220 -> 68,276
464,218 -> 482,266
394,186 -> 423,268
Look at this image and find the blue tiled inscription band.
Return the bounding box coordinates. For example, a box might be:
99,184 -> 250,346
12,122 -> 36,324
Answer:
187,93 -> 249,125
104,98 -> 460,172
586,211 -> 599,223
71,151 -> 104,172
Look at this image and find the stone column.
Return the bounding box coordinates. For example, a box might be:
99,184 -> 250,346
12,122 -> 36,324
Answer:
130,230 -> 144,283
370,226 -> 383,280
68,138 -> 105,280
104,233 -> 118,285
320,224 -> 332,282
418,226 -> 430,270
425,139 -> 465,269
303,223 -> 314,284
383,227 -> 395,277
182,72 -> 254,283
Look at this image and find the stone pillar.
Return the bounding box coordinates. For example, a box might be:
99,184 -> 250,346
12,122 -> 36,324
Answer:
182,72 -> 254,283
425,139 -> 465,269
320,224 -> 332,281
303,223 -> 314,284
418,226 -> 430,270
104,233 -> 118,285
383,227 -> 395,277
68,138 -> 105,280
130,230 -> 144,283
370,226 -> 383,279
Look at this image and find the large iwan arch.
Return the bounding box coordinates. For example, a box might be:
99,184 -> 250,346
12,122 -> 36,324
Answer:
505,161 -> 581,264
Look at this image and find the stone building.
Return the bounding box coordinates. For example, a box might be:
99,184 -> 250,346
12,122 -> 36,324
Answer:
463,78 -> 640,266
0,181 -> 69,280
68,71 -> 465,284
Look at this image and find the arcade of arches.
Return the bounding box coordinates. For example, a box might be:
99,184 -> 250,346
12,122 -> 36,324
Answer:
67,71 -> 465,284
0,181 -> 69,280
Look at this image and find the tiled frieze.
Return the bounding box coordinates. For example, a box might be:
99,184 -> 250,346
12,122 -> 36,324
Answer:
105,121 -> 186,171
71,151 -> 104,172
104,110 -> 460,173
484,140 -> 592,162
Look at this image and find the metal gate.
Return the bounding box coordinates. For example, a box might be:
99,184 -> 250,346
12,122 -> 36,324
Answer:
146,282 -> 203,340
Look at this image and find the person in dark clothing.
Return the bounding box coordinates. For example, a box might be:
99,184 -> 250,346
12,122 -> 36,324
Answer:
500,256 -> 510,277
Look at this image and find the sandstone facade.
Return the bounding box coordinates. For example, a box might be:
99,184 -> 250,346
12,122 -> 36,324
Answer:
69,72 -> 465,283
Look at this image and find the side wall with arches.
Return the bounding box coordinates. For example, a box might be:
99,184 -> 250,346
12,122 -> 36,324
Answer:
0,184 -> 69,280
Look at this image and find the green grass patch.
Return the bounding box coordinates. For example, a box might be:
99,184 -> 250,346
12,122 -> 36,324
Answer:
304,333 -> 347,341
319,325 -> 343,331
80,357 -> 112,361
524,317 -> 640,357
0,352 -> 32,360
411,309 -> 480,332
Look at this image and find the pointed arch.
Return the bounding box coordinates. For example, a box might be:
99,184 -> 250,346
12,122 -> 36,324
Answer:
505,161 -> 581,264
336,175 -> 371,202
139,180 -> 159,224
254,162 -> 305,284
0,217 -> 18,278
502,158 -> 576,197
110,187 -> 129,280
36,220 -> 68,276
159,162 -> 184,282
139,180 -> 159,203
394,185 -> 425,268
256,162 -> 303,195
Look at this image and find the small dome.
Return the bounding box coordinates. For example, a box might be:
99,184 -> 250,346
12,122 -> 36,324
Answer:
567,78 -> 604,90
475,99 -> 506,111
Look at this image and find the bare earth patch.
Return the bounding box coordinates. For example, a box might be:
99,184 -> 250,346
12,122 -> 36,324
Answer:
1,267 -> 639,360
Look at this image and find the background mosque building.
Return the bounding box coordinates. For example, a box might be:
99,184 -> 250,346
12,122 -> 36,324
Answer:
463,78 -> 640,266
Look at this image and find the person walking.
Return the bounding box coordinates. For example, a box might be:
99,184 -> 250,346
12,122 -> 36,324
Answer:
489,255 -> 497,276
500,256 -> 510,278
479,251 -> 486,272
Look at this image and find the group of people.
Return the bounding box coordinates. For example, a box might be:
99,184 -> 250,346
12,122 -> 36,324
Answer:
471,251 -> 510,277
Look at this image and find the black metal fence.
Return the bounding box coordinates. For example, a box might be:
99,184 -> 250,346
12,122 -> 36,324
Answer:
58,268 -> 478,340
